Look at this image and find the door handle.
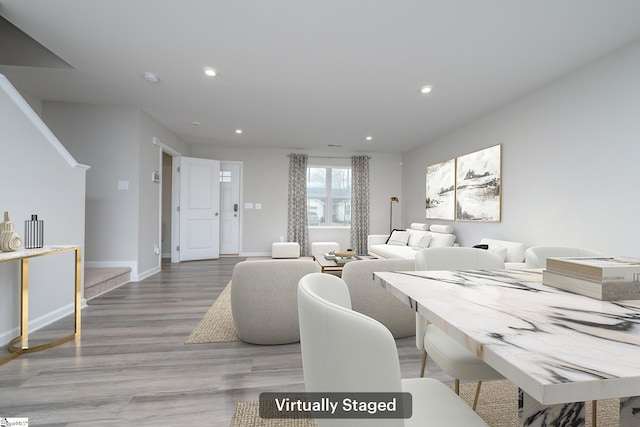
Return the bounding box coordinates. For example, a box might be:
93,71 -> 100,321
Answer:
234,203 -> 238,212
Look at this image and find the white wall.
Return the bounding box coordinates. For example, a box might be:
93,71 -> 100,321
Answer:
41,103 -> 189,279
190,145 -> 402,255
43,103 -> 140,267
0,75 -> 87,345
402,39 -> 640,257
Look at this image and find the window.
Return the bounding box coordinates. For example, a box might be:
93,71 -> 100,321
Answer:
219,170 -> 232,182
307,166 -> 351,227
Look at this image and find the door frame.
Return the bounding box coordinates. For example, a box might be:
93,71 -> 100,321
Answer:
152,137 -> 182,264
154,137 -> 244,262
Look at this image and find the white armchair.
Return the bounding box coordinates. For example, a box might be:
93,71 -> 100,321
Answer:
341,259 -> 416,338
230,259 -> 320,344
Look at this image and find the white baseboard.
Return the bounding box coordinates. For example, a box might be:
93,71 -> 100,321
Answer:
0,299 -> 88,347
239,251 -> 271,257
137,265 -> 160,281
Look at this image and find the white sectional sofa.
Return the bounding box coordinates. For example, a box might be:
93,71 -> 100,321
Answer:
367,227 -> 530,268
368,223 -> 456,259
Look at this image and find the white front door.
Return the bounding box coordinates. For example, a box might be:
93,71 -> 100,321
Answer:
219,162 -> 241,254
178,156 -> 220,261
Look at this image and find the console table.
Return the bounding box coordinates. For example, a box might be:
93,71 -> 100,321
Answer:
0,245 -> 82,366
374,268 -> 640,426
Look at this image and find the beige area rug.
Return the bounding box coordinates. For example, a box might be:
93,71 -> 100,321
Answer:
186,281 -> 239,343
230,380 -> 620,427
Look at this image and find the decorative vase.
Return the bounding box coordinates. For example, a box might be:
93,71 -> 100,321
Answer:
24,214 -> 44,249
0,211 -> 23,252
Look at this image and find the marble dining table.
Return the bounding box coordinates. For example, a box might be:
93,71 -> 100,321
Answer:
373,268 -> 640,427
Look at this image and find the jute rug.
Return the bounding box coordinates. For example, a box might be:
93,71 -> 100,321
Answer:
230,380 -> 620,427
186,281 -> 239,343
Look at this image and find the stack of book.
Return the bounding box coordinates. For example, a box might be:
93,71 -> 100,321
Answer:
334,257 -> 357,265
543,256 -> 640,300
323,251 -> 358,265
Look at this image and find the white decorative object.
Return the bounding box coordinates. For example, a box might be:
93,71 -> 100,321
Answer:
0,211 -> 23,252
310,241 -> 339,258
24,214 -> 44,249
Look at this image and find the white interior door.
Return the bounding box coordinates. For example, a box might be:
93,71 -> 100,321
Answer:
220,162 -> 241,254
178,156 -> 220,261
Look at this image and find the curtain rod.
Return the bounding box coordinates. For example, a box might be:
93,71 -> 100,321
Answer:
287,154 -> 371,159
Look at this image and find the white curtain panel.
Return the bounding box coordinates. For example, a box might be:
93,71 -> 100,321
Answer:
350,155 -> 370,255
287,153 -> 310,256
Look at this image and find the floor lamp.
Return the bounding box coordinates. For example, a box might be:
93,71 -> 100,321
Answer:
389,197 -> 399,233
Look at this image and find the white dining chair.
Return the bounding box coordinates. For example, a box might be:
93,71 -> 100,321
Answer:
415,247 -> 505,410
297,272 -> 488,426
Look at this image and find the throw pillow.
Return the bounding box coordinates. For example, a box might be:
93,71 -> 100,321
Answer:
387,230 -> 410,246
488,245 -> 508,261
408,230 -> 429,247
386,229 -> 404,243
428,233 -> 456,247
415,235 -> 432,249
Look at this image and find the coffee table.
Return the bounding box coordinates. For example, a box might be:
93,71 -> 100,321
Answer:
314,254 -> 372,274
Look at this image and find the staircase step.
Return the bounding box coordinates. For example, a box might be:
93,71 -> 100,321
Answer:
84,267 -> 131,300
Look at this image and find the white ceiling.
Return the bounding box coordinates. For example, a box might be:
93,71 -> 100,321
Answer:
2,1 -> 640,154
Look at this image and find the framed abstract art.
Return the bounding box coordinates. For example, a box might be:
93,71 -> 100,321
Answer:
455,144 -> 502,222
425,158 -> 455,220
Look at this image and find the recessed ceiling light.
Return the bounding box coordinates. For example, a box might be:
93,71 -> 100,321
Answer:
365,136 -> 373,141
420,86 -> 432,94
235,129 -> 243,134
328,144 -> 343,147
143,72 -> 160,83
192,121 -> 200,126
204,67 -> 217,77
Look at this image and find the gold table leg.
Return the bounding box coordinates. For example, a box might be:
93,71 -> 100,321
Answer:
75,247 -> 82,336
21,258 -> 29,348
1,247 -> 82,366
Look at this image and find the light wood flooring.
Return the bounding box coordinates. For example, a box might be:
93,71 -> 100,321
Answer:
0,257 -> 451,426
